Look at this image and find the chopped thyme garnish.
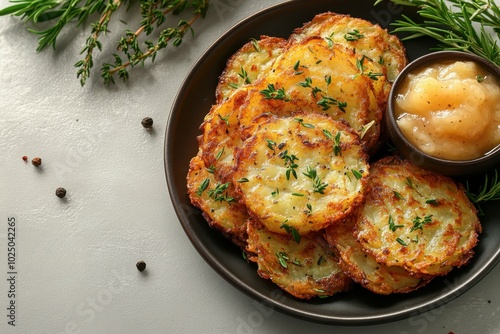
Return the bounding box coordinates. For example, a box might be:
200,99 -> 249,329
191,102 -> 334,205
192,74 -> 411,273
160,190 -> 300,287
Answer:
294,117 -> 315,128
215,147 -> 225,160
228,83 -> 239,89
344,29 -> 364,41
237,178 -> 249,183
279,150 -> 299,180
250,38 -> 260,52
298,77 -> 313,88
218,113 -> 230,125
325,75 -> 332,86
271,188 -> 280,197
303,166 -> 328,194
325,36 -> 334,48
208,182 -> 235,203
356,55 -> 383,80
317,95 -> 347,112
388,214 -> 404,232
238,66 -> 251,84
405,177 -> 423,196
293,60 -> 300,71
281,223 -> 301,244
305,203 -> 313,216
476,75 -> 485,82
260,83 -> 288,100
196,178 -> 210,196
426,198 -> 438,206
351,169 -> 363,180
205,165 -> 215,174
396,237 -> 408,246
323,129 -> 342,156
393,191 -> 404,200
276,252 -> 289,268
293,60 -> 306,75
266,139 -> 277,150
410,215 -> 433,232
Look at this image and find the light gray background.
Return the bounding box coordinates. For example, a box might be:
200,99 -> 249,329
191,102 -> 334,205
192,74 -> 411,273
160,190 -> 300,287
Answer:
1,0 -> 499,333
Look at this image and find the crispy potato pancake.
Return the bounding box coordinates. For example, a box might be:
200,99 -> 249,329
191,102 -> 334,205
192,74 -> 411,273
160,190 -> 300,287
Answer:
246,219 -> 353,299
215,36 -> 287,104
325,216 -> 431,294
355,155 -> 481,277
233,112 -> 369,235
207,39 -> 379,154
290,12 -> 407,82
198,94 -> 244,183
262,38 -> 381,151
289,12 -> 407,153
187,153 -> 248,247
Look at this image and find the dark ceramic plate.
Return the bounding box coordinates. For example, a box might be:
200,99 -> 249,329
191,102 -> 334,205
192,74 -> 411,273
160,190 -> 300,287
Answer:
165,0 -> 500,325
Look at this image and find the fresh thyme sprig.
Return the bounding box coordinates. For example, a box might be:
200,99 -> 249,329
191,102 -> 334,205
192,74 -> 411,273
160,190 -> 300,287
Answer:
0,0 -> 210,85
376,0 -> 500,66
75,0 -> 123,86
279,150 -> 299,180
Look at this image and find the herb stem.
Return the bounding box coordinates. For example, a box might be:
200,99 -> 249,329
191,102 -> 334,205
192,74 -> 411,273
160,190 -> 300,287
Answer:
378,0 -> 500,66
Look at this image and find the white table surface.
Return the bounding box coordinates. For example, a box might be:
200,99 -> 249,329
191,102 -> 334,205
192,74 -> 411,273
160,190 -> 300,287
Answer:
1,0 -> 499,333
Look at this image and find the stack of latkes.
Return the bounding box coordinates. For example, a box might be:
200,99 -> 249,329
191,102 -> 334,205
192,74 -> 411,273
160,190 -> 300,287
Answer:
186,13 -> 481,299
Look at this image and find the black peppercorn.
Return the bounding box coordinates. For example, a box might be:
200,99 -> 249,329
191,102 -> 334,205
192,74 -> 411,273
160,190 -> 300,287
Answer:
136,260 -> 146,272
55,187 -> 67,198
32,157 -> 42,167
141,117 -> 153,129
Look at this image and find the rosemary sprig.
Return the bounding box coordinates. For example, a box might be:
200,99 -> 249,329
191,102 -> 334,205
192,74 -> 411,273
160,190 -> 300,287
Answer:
0,0 -> 210,85
376,0 -> 500,66
466,169 -> 500,214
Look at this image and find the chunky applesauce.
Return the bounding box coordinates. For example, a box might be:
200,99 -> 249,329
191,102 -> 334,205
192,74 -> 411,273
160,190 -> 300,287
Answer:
395,60 -> 500,160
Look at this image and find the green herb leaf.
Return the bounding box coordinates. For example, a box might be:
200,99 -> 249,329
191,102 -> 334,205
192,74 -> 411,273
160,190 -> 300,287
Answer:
280,223 -> 301,244
383,0 -> 500,67
276,251 -> 289,268
388,214 -> 404,232
393,191 -> 404,200
396,237 -> 408,246
410,214 -> 433,232
303,166 -> 328,194
260,83 -> 288,100
294,117 -> 315,128
352,169 -> 363,180
196,178 -> 210,196
207,182 -> 235,203
344,29 -> 364,41
279,150 -> 299,180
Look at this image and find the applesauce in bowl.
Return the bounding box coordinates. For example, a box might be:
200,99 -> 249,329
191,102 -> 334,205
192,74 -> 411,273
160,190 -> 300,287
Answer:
386,51 -> 500,176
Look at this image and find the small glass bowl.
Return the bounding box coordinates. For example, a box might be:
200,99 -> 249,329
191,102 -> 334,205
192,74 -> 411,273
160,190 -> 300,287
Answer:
386,51 -> 500,176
